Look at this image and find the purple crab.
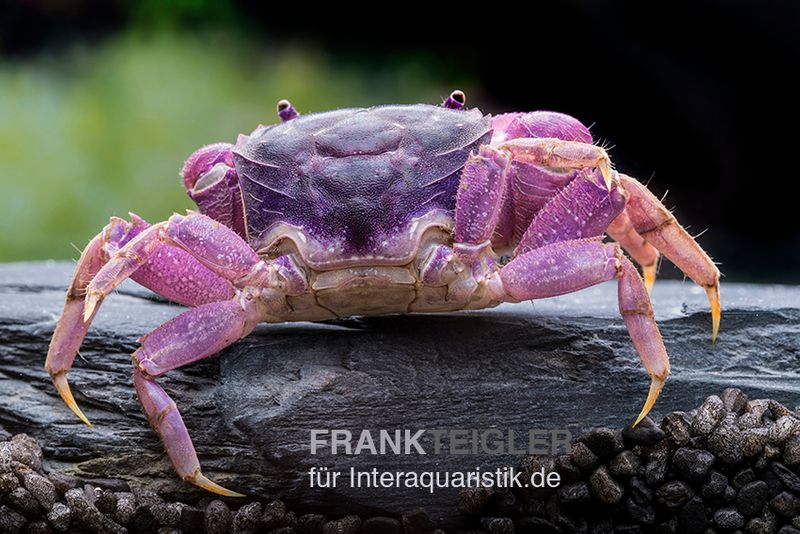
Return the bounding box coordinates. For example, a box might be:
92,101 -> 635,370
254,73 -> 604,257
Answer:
46,91 -> 720,495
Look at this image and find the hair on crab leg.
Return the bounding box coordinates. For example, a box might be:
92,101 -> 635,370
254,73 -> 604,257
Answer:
499,137 -> 615,189
618,174 -> 721,343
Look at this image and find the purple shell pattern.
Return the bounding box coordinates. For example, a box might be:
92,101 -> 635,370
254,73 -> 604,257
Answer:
232,104 -> 492,263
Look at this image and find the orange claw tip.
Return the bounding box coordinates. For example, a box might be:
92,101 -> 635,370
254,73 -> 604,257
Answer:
705,284 -> 721,346
83,293 -> 100,323
52,373 -> 93,427
193,473 -> 246,497
632,376 -> 666,428
599,161 -> 614,191
642,264 -> 657,294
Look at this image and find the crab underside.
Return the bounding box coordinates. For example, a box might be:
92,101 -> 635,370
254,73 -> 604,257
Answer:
45,91 -> 720,495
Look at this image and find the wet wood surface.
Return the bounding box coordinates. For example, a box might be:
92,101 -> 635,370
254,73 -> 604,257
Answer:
1,261 -> 798,522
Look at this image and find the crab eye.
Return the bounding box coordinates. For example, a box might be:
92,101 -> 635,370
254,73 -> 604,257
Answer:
442,90 -> 466,110
277,99 -> 299,122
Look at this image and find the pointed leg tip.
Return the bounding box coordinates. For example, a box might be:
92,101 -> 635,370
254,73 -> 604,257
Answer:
193,472 -> 245,497
52,373 -> 93,426
599,164 -> 614,191
633,376 -> 666,428
642,264 -> 657,294
705,284 -> 721,345
711,313 -> 720,345
83,294 -> 99,323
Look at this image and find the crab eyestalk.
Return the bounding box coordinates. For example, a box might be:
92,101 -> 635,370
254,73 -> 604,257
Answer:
442,89 -> 466,110
277,99 -> 299,122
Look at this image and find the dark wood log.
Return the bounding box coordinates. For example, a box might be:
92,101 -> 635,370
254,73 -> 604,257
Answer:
1,261 -> 798,523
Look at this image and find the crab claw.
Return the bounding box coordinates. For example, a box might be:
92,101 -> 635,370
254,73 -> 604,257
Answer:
83,292 -> 101,323
598,159 -> 614,191
192,472 -> 246,497
52,372 -> 92,426
707,283 -> 721,345
633,375 -> 666,427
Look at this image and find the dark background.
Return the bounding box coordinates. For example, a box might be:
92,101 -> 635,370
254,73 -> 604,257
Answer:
2,0 -> 798,282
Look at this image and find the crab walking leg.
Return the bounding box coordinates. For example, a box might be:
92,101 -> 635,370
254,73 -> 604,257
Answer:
83,212 -> 261,321
500,161 -> 578,246
45,233 -> 106,426
132,300 -> 255,377
619,174 -> 721,341
47,216 -> 236,425
133,369 -> 242,496
617,255 -> 670,425
46,218 -> 233,423
131,298 -> 263,496
500,238 -> 670,424
607,210 -> 660,292
454,145 -> 509,248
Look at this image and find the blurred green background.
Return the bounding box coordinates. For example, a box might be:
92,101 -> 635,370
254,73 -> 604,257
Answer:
0,29 -> 469,262
2,1 -> 798,281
